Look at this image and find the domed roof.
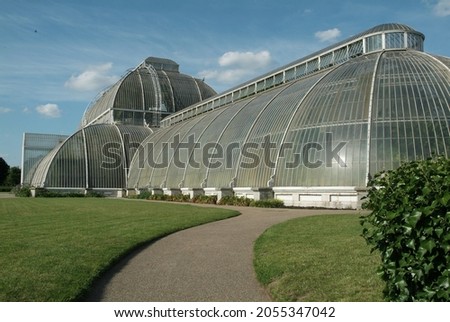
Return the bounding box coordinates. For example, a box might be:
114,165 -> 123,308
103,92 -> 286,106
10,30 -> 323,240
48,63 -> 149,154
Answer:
81,57 -> 216,128
144,57 -> 179,71
361,23 -> 423,36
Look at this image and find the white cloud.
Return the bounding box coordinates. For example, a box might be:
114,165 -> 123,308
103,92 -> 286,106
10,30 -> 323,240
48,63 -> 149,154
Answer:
0,107 -> 12,114
65,63 -> 119,92
36,103 -> 61,118
199,68 -> 252,85
218,51 -> 271,69
433,0 -> 450,16
199,50 -> 272,85
315,28 -> 341,42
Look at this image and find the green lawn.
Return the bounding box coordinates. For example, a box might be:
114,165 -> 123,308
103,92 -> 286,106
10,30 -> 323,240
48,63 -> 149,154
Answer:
0,198 -> 239,301
254,214 -> 384,302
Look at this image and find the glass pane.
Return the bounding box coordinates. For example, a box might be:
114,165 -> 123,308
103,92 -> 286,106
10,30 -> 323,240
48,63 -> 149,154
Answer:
385,32 -> 404,49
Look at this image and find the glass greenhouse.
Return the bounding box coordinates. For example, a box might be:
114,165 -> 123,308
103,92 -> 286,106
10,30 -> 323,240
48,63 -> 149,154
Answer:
23,58 -> 216,195
24,24 -> 450,208
127,23 -> 450,208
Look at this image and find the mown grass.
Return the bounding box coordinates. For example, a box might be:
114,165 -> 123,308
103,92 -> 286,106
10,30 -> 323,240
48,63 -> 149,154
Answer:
0,198 -> 239,301
254,214 -> 384,302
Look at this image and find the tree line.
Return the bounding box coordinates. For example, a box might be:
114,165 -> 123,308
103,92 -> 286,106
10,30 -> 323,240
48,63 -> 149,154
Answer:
0,157 -> 21,187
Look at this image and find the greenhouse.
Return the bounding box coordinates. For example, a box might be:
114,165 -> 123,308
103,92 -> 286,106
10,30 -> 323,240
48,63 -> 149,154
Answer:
127,23 -> 450,208
23,57 -> 216,194
24,23 -> 450,208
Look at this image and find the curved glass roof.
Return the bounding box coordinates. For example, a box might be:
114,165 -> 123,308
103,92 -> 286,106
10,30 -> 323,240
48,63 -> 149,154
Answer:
127,49 -> 450,190
144,57 -> 179,71
161,23 -> 426,127
362,23 -> 423,35
31,124 -> 153,189
81,57 -> 216,128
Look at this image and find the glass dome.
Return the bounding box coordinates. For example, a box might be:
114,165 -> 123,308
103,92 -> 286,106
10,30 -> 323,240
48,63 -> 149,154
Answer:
81,57 -> 216,128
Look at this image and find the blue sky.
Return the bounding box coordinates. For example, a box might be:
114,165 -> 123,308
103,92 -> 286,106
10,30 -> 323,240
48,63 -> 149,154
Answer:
0,0 -> 449,166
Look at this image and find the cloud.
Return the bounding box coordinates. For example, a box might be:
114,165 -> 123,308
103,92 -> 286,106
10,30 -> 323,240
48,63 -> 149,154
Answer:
36,103 -> 61,118
0,107 -> 12,114
433,0 -> 450,16
65,63 -> 120,92
199,68 -> 252,85
199,50 -> 272,85
218,51 -> 271,69
315,28 -> 341,42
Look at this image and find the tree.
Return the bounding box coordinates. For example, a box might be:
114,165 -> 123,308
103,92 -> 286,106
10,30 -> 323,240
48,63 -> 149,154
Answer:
5,167 -> 21,186
0,157 -> 10,185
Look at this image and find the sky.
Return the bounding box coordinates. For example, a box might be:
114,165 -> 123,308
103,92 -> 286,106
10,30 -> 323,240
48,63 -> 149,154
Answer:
0,0 -> 449,167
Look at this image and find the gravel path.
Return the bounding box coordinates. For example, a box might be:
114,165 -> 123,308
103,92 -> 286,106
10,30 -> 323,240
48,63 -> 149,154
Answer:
86,204 -> 358,302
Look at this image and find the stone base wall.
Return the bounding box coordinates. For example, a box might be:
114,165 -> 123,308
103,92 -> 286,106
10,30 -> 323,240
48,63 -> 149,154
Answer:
273,186 -> 367,209
114,186 -> 366,209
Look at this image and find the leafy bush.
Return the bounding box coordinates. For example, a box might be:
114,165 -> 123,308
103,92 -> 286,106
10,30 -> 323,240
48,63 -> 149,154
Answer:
34,189 -> 104,198
148,194 -> 190,202
218,196 -> 252,206
217,196 -> 284,208
361,155 -> 450,301
191,195 -> 217,204
250,199 -> 285,208
36,189 -> 81,198
12,185 -> 31,197
172,194 -> 191,202
137,191 -> 152,199
84,191 -> 105,198
148,194 -> 166,201
0,186 -> 13,192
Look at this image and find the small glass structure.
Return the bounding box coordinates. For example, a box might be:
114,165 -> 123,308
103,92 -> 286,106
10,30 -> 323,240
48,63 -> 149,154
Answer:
21,133 -> 68,185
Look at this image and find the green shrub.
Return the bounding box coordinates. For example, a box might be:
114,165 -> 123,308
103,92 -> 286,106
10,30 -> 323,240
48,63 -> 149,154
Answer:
217,196 -> 284,208
137,190 -> 152,199
12,185 -> 31,197
147,194 -> 190,202
148,194 -> 166,201
169,194 -> 191,202
0,186 -> 12,192
84,191 -> 105,198
361,155 -> 450,301
250,199 -> 285,208
34,188 -> 53,197
218,195 -> 252,206
33,189 -> 104,198
192,195 -> 217,204
35,189 -> 84,198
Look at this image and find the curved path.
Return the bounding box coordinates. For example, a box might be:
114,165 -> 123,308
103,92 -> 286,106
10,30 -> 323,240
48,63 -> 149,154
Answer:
86,204 -> 359,302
